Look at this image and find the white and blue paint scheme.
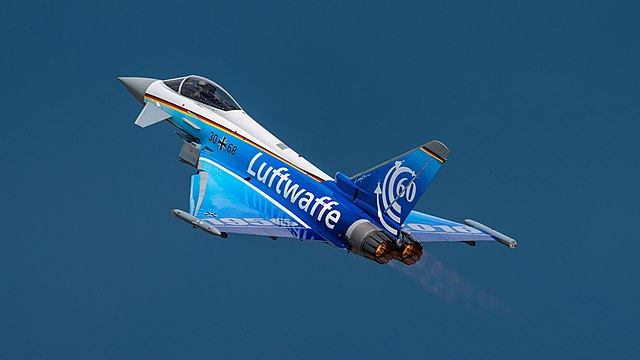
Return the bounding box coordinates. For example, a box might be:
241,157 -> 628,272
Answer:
120,75 -> 517,265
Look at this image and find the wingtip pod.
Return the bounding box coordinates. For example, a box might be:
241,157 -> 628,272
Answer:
464,219 -> 517,249
171,209 -> 228,238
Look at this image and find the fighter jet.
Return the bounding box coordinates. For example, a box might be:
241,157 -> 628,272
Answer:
119,75 -> 516,265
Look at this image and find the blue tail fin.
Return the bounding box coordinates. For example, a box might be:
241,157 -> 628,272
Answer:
343,141 -> 450,234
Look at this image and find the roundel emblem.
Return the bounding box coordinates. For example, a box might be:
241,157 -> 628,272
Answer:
376,161 -> 417,224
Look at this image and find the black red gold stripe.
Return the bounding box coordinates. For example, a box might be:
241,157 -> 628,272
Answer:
144,94 -> 325,182
421,146 -> 446,163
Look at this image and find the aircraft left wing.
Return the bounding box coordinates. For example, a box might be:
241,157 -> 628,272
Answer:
403,210 -> 517,248
173,151 -> 323,241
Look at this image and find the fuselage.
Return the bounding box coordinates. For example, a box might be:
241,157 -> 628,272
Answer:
143,77 -> 393,249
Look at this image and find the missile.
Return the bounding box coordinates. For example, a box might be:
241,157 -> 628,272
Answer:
464,219 -> 517,249
171,209 -> 228,238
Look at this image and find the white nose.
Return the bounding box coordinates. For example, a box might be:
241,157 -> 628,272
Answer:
118,77 -> 158,104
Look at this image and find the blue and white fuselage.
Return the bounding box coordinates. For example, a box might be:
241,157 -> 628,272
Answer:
142,78 -> 380,249
120,75 -> 517,265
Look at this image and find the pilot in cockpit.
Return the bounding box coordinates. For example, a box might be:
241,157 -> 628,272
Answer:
178,77 -> 240,111
196,80 -> 211,98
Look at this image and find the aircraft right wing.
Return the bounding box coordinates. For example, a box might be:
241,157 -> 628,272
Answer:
173,147 -> 323,241
402,210 -> 517,248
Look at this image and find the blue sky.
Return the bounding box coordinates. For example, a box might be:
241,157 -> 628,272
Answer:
1,0 -> 638,358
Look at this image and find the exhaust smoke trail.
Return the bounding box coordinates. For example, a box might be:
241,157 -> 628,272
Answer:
390,251 -> 502,313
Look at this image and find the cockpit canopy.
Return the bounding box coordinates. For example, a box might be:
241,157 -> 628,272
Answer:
164,76 -> 241,112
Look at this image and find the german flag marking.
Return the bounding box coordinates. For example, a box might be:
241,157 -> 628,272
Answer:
421,146 -> 445,163
144,94 -> 325,182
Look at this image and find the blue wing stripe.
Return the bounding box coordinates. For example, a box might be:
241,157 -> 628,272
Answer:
198,157 -> 310,229
403,210 -> 495,243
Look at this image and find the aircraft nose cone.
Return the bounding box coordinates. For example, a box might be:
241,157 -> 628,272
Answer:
118,77 -> 159,104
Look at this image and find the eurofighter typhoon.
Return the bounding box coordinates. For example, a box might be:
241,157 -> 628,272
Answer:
119,75 -> 517,265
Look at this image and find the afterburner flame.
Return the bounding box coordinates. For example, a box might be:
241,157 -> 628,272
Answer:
374,241 -> 394,264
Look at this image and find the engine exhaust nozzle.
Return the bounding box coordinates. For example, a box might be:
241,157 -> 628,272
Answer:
345,220 -> 396,264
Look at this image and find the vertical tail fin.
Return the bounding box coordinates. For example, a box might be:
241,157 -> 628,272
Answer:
344,141 -> 449,234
